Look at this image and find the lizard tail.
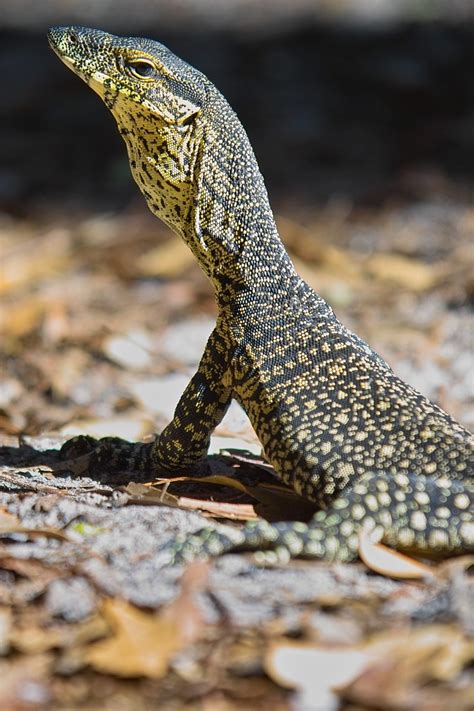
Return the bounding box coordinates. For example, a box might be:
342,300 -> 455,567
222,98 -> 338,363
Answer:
162,470 -> 473,565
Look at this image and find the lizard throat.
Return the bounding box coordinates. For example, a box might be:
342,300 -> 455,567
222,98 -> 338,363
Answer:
111,93 -> 298,304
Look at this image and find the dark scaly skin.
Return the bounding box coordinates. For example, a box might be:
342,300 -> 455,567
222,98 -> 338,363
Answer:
48,27 -> 473,563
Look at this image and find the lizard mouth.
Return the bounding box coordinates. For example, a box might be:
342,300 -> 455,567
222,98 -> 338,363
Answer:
48,27 -> 83,75
48,26 -> 111,93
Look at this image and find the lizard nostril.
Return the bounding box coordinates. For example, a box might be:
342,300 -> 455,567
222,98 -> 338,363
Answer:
68,29 -> 79,45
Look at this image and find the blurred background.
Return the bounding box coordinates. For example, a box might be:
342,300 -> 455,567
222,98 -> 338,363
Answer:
2,0 -> 474,210
1,0 -> 473,439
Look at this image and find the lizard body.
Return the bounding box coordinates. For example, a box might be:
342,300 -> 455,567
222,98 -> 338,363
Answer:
48,26 -> 473,562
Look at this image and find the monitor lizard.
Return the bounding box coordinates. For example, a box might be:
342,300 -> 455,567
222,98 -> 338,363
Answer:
48,26 -> 473,564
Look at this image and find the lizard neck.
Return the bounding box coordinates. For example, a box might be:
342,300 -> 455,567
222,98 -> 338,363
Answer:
186,109 -> 300,311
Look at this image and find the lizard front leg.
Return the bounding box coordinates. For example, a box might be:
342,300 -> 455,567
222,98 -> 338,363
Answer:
150,355 -> 232,475
58,328 -> 232,478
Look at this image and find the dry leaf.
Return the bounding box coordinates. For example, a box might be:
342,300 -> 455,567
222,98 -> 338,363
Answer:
123,481 -> 181,507
358,528 -> 434,579
0,229 -> 71,295
0,526 -> 68,542
85,598 -> 184,678
12,626 -> 69,655
267,626 -> 474,711
127,473 -> 300,521
85,563 -> 208,678
11,615 -> 108,655
135,238 -> 195,277
0,655 -> 53,709
0,555 -> 65,608
163,561 -> 209,645
0,556 -> 62,586
177,497 -> 257,521
1,299 -> 46,341
278,215 -> 357,274
0,608 -> 11,655
125,481 -> 256,519
0,510 -> 21,529
265,640 -> 371,710
366,253 -> 439,291
340,626 -> 474,710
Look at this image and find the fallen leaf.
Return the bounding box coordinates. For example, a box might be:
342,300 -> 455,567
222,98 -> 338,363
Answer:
177,497 -> 257,521
265,640 -> 371,710
135,237 -> 195,277
1,299 -> 46,342
267,626 -> 474,711
0,526 -> 69,542
0,553 -> 66,608
192,471 -> 315,522
278,215 -> 358,275
84,598 -> 182,678
0,510 -> 21,528
304,611 -> 363,646
0,655 -> 53,709
124,481 -> 255,518
366,253 -> 439,291
339,626 -> 474,710
43,347 -> 90,399
11,625 -> 69,655
84,562 -> 208,678
11,615 -> 108,655
163,561 -> 209,646
146,469 -> 317,522
358,527 -> 434,579
0,608 -> 11,655
0,556 -> 62,586
123,481 -> 181,507
0,229 -> 71,295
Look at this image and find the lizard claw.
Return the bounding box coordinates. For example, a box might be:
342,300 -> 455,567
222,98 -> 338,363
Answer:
56,436 -> 129,476
54,450 -> 97,476
49,435 -> 102,476
59,435 -> 100,460
55,436 -> 155,477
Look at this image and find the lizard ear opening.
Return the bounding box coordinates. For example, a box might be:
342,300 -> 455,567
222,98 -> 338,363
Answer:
174,97 -> 202,125
143,95 -> 201,126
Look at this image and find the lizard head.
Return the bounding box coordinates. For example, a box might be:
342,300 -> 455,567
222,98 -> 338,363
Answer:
48,26 -> 211,239
48,26 -> 279,292
48,26 -> 206,127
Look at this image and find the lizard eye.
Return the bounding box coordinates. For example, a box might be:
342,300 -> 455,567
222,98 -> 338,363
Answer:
126,59 -> 158,80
